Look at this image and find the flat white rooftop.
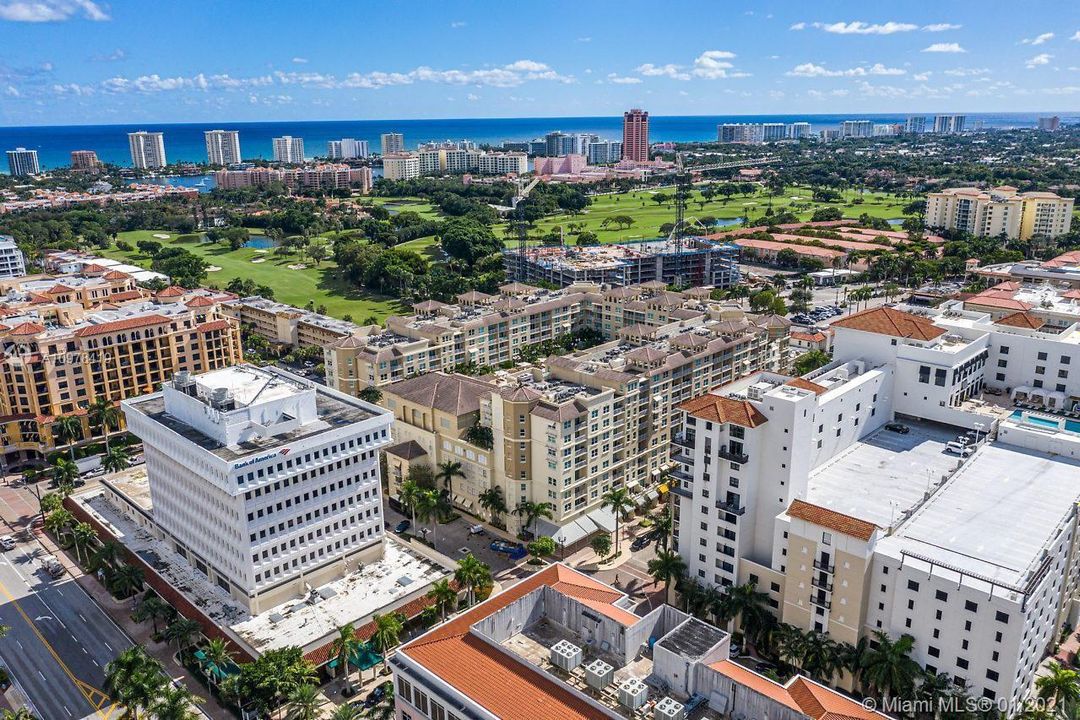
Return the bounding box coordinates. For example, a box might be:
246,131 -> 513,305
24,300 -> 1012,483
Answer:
193,365 -> 307,406
806,421 -> 961,529
883,443 -> 1080,589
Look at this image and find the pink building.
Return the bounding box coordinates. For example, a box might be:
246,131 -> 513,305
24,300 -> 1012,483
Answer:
622,108 -> 649,162
532,154 -> 587,176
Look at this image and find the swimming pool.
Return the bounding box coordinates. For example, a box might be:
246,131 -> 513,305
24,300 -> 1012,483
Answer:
1009,410 -> 1080,433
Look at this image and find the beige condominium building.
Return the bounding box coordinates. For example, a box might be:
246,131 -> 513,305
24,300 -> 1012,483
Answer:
925,186 -> 1074,240
218,296 -> 365,350
0,279 -> 241,468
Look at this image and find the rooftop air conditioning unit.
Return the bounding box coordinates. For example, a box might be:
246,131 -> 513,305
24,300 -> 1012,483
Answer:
618,678 -> 649,710
655,697 -> 685,720
584,659 -> 615,690
550,640 -> 583,672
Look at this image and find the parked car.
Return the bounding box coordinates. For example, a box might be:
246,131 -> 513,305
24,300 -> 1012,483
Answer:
0,536 -> 15,551
945,441 -> 974,457
394,520 -> 412,533
363,682 -> 389,708
884,422 -> 910,434
490,540 -> 527,560
41,556 -> 64,578
468,524 -> 486,536
630,535 -> 652,551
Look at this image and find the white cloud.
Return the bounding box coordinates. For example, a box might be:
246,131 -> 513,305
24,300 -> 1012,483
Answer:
1071,31 -> 1080,41
466,93 -> 479,100
693,50 -> 741,79
923,23 -> 961,31
1042,86 -> 1080,95
913,72 -> 931,81
291,57 -> 308,64
1026,53 -> 1052,68
449,20 -> 466,28
785,62 -> 905,77
52,82 -> 94,96
576,36 -> 591,43
278,60 -> 573,89
636,63 -> 690,81
5,84 -> 20,96
811,21 -> 918,34
922,43 -> 966,53
943,67 -> 989,76
789,22 -> 806,30
92,48 -> 124,62
608,74 -> 642,84
0,0 -> 107,22
1021,32 -> 1054,45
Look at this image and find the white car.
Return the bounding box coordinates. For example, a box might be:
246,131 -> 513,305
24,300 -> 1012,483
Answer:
945,441 -> 974,457
468,524 -> 486,536
0,536 -> 15,551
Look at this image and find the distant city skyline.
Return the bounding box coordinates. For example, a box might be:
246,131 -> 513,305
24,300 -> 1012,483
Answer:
0,0 -> 1077,126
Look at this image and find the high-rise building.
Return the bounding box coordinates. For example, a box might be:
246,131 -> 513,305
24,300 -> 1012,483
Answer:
840,120 -> 873,138
204,130 -> 242,165
0,236 -> 26,279
786,122 -> 813,139
122,365 -> 393,613
586,139 -> 622,164
905,116 -> 927,134
1038,116 -> 1061,132
933,114 -> 966,134
5,147 -> 40,176
326,138 -> 369,159
925,186 -> 1074,240
380,133 -> 404,156
70,150 -> 100,170
718,123 -> 765,144
622,108 -> 649,162
272,136 -> 305,164
382,153 -> 421,181
476,152 -> 528,176
128,131 -> 167,169
761,123 -> 787,142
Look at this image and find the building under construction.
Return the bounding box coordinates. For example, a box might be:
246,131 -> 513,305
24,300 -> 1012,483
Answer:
504,237 -> 740,289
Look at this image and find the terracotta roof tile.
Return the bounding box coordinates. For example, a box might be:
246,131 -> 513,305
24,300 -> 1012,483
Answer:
787,499 -> 878,541
994,311 -> 1045,330
195,319 -> 231,333
106,289 -> 145,302
386,372 -> 494,417
155,286 -> 187,298
678,394 -> 768,428
709,661 -> 887,719
103,270 -> 130,280
832,307 -> 945,341
785,378 -> 828,396
73,314 -> 171,337
186,296 -> 216,308
7,322 -> 46,336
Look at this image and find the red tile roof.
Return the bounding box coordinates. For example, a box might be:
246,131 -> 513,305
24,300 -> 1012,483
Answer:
195,319 -> 231,333
791,331 -> 827,343
402,565 -> 634,720
106,289 -> 145,302
832,307 -> 946,341
7,322 -> 46,336
73,314 -> 171,337
155,285 -> 187,298
994,311 -> 1045,330
965,294 -> 1033,311
186,296 -> 216,308
81,263 -> 108,273
787,499 -> 878,541
678,394 -> 768,428
710,661 -> 887,720
104,270 -> 130,280
785,378 -> 828,396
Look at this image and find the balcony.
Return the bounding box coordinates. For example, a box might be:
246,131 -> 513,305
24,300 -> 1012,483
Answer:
714,499 -> 747,516
811,577 -> 833,592
813,559 -> 835,574
718,446 -> 749,464
671,485 -> 693,499
670,468 -> 693,483
809,594 -> 832,610
671,434 -> 694,450
671,450 -> 694,465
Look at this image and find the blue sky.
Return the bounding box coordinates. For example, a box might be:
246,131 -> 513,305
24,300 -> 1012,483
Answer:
0,0 -> 1078,126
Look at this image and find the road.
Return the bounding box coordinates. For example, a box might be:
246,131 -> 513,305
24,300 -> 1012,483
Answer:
0,480 -> 131,719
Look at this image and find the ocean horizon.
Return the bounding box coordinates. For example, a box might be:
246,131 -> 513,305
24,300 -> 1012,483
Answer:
2,112 -> 1077,170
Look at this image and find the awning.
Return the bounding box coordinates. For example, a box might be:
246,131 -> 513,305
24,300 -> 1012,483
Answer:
586,505 -> 617,533
535,515 -> 598,546
327,641 -> 383,672
645,489 -> 660,501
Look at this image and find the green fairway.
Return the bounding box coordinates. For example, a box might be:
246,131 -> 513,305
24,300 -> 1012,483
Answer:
525,185 -> 913,244
395,236 -> 444,263
104,230 -> 409,322
361,196 -> 443,221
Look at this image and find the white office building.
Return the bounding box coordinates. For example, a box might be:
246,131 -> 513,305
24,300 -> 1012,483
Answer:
204,130 -> 242,165
672,304 -> 1080,705
380,132 -> 405,156
272,136 -> 305,164
905,116 -> 927,134
933,114 -> 966,134
841,120 -> 874,138
786,122 -> 813,139
122,365 -> 393,613
127,131 -> 167,169
0,235 -> 26,279
326,138 -> 369,160
5,147 -> 40,176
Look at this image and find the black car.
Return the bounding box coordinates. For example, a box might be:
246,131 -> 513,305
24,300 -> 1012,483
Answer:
884,422 -> 910,434
364,682 -> 390,708
394,519 -> 411,533
630,535 -> 652,551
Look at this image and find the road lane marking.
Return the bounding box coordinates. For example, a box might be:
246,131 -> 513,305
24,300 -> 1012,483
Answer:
103,642 -> 112,652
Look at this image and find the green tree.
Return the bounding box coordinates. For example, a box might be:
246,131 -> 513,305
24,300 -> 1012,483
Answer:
134,595 -> 172,635
793,350 -> 831,375
232,646 -> 315,718
478,486 -> 508,525
651,509 -> 673,552
52,415 -> 82,462
71,521 -> 96,565
104,646 -> 167,720
44,508 -> 74,539
723,582 -> 775,649
365,683 -> 395,720
285,683 -> 321,720
87,397 -> 120,453
109,564 -> 144,598
163,617 -> 201,659
454,554 -> 492,606
370,613 -> 405,673
512,501 -> 554,539
92,541 -> 122,571
1035,662 -> 1080,716
589,533 -> 612,559
647,550 -> 686,597
600,488 -> 635,555
357,385 -> 382,404
149,684 -> 204,720
413,489 -> 443,545
857,631 -> 921,706
199,637 -> 234,688
1,709 -> 39,720
51,457 -> 79,492
329,623 -> 361,692
39,491 -> 62,515
435,460 -> 466,497
427,578 -> 458,622
527,536 -> 556,564
101,446 -> 131,474
328,704 -> 361,720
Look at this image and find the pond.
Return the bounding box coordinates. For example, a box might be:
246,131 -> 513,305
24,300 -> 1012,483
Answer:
887,218 -> 904,226
244,236 -> 274,249
712,218 -> 743,228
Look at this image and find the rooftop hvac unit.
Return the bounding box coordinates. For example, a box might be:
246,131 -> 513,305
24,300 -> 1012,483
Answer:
655,697 -> 685,720
618,678 -> 649,710
550,639 -> 583,672
584,658 -> 615,690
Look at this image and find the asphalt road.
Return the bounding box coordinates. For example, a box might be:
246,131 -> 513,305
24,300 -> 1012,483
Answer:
0,483 -> 131,720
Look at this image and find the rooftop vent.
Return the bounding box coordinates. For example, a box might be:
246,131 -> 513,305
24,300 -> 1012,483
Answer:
584,659 -> 615,690
618,678 -> 649,710
210,386 -> 235,411
550,639 -> 583,672
655,697 -> 685,720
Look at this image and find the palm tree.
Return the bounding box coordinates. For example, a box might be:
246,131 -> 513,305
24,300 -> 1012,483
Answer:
365,683 -> 395,720
329,623 -> 361,692
104,646 -> 167,719
916,670 -> 955,720
398,479 -> 422,529
71,521 -> 97,565
134,595 -> 171,635
857,630 -> 921,706
370,613 -> 405,673
651,510 -> 673,552
454,554 -> 491,606
328,704 -> 361,720
284,684 -> 321,720
1,709 -> 38,720
413,489 -> 442,545
51,457 -> 79,491
1035,661 -> 1080,715
88,397 -> 121,453
101,446 -> 131,474
150,684 -> 204,720
512,500 -> 554,539
163,617 -> 201,659
52,414 -> 82,462
109,564 -> 144,598
723,582 -> 774,649
435,460 -> 466,498
600,488 -> 635,555
646,550 -> 686,598
200,637 -> 234,688
427,578 -> 458,622
44,508 -> 74,540
478,486 -> 508,525
771,624 -> 808,674
92,540 -> 123,571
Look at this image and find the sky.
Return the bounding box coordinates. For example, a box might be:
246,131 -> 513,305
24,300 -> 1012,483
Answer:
0,0 -> 1078,126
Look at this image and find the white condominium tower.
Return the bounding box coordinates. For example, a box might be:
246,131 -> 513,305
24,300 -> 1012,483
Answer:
327,138 -> 369,160
204,130 -> 242,165
380,132 -> 404,156
272,136 -> 305,164
5,147 -> 40,176
127,131 -> 167,169
122,365 -> 393,612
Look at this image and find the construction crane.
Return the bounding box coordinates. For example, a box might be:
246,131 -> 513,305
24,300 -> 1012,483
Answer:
511,176 -> 541,280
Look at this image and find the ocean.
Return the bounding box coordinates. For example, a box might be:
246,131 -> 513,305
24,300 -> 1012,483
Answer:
1,112 -> 1076,170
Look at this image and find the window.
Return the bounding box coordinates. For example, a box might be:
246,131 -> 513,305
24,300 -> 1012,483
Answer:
935,590 -> 948,601
965,600 -> 978,612
907,580 -> 920,591
995,611 -> 1009,624
956,657 -> 969,670
919,365 -> 931,384
928,646 -> 940,658
1000,346 -> 1009,355
1038,351 -> 1048,361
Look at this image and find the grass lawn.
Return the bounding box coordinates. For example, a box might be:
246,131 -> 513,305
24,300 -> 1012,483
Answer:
105,230 -> 410,322
395,236 -> 444,263
524,185 -> 913,245
361,196 -> 443,221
